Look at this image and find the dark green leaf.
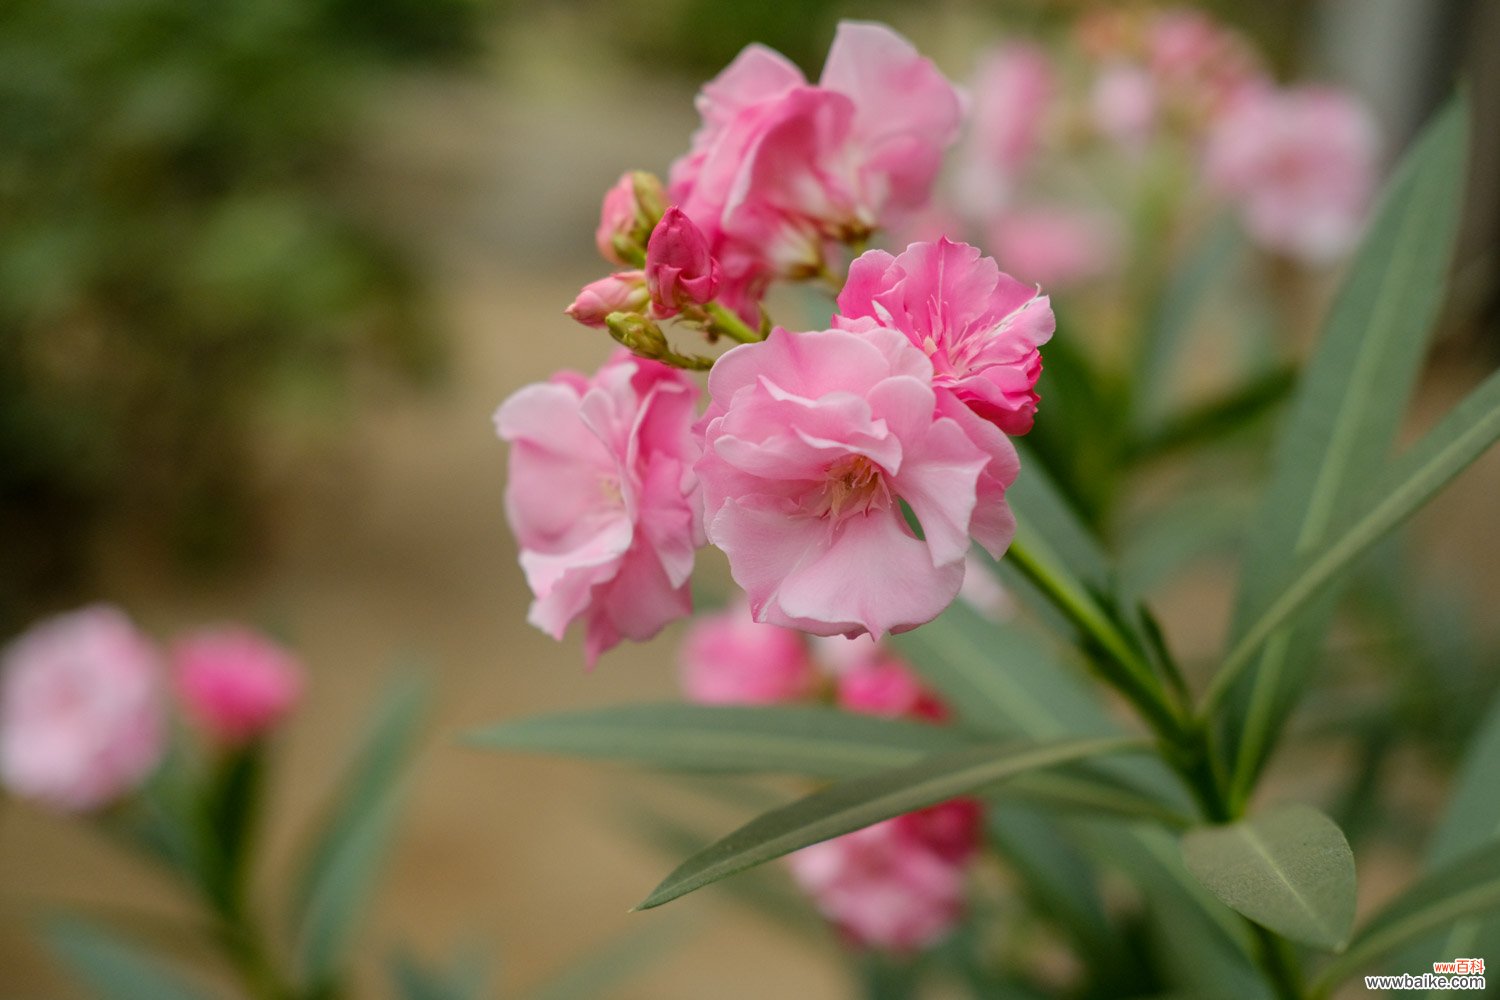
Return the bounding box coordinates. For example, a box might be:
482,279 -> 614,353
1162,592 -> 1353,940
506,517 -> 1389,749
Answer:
465,703 -> 972,778
1181,804 -> 1356,950
637,738 -> 1142,910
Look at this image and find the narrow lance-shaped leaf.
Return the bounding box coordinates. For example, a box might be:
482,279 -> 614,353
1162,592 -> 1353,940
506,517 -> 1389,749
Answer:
1181,804 -> 1357,951
44,916 -> 220,1000
637,737 -> 1142,911
1312,838 -> 1500,995
464,703 -> 971,778
1216,97 -> 1469,799
1204,364 -> 1500,712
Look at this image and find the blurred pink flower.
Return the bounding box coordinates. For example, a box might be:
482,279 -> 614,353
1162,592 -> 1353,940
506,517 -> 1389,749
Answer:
496,353 -> 702,665
679,601 -> 815,705
1089,63 -> 1158,148
596,172 -> 640,264
0,606 -> 166,812
988,207 -> 1121,289
565,271 -> 648,328
173,627 -> 303,745
1206,85 -> 1379,263
958,552 -> 1014,620
645,207 -> 721,317
787,800 -> 981,952
833,644 -> 948,723
956,43 -> 1054,216
698,327 -> 995,638
669,22 -> 962,307
837,238 -> 1052,439
1145,7 -> 1263,119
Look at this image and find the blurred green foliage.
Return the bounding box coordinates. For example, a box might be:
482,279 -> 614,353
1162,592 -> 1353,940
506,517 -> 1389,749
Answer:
0,0 -> 488,626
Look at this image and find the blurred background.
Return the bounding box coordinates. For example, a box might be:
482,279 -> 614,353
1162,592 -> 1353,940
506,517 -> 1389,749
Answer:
2,0 -> 1498,996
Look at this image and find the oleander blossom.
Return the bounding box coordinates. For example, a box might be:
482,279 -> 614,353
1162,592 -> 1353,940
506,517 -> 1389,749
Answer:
836,238 -> 1055,436
820,635 -> 948,722
173,626 -> 304,745
956,43 -> 1055,217
1206,85 -> 1379,263
0,606 -> 166,812
669,21 -> 963,317
679,601 -> 816,705
698,327 -> 1015,638
496,353 -> 702,665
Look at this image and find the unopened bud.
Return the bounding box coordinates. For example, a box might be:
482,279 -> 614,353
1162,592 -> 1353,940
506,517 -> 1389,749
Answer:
645,207 -> 721,318
565,271 -> 649,328
605,311 -> 668,359
595,171 -> 667,266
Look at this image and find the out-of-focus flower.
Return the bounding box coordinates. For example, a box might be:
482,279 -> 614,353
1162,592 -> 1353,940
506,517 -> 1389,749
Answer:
1144,7 -> 1263,120
832,643 -> 948,722
496,353 -> 702,665
1206,85 -> 1379,263
679,601 -> 815,705
173,627 -> 303,745
988,207 -> 1122,290
566,271 -> 649,328
787,799 -> 981,952
837,238 -> 1053,439
956,43 -> 1054,217
0,606 -> 166,812
957,552 -> 1014,621
645,208 -> 721,317
669,22 -> 962,310
596,171 -> 665,265
1089,63 -> 1158,148
698,327 -> 997,638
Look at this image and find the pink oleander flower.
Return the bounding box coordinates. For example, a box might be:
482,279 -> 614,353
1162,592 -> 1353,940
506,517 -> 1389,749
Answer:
787,799 -> 981,952
958,552 -> 1014,620
679,601 -> 816,705
645,207 -> 721,317
566,271 -> 649,328
1089,63 -> 1158,148
955,43 -> 1054,217
697,327 -> 1011,638
1205,85 -> 1379,263
669,21 -> 962,311
496,352 -> 702,665
836,238 -> 1054,437
1145,7 -> 1263,119
988,207 -> 1121,289
172,627 -> 303,745
0,606 -> 166,812
830,640 -> 948,723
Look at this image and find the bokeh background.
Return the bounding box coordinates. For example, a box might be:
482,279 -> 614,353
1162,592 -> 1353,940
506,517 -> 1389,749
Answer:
3,0 -> 1499,996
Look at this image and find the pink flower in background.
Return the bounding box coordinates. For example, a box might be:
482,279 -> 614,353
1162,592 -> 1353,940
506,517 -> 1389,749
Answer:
645,208 -> 721,317
497,353 -> 702,665
956,43 -> 1054,216
173,627 -> 303,745
670,22 -> 962,301
787,800 -> 981,952
833,643 -> 948,723
1089,63 -> 1158,148
565,271 -> 648,328
988,207 -> 1121,289
836,238 -> 1053,438
0,606 -> 165,812
1206,85 -> 1379,263
1144,7 -> 1263,119
697,327 -> 994,638
679,602 -> 816,705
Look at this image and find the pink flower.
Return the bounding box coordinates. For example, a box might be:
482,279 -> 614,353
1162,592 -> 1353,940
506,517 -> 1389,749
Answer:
787,800 -> 981,952
1145,8 -> 1262,118
565,271 -> 649,328
830,640 -> 948,722
988,207 -> 1121,289
1206,85 -> 1379,263
0,606 -> 166,812
596,173 -> 640,264
955,43 -> 1054,217
697,327 -> 1004,639
645,207 -> 721,317
1089,63 -> 1158,148
669,22 -> 962,303
836,238 -> 1054,437
679,601 -> 815,705
172,627 -> 303,745
496,353 -> 702,665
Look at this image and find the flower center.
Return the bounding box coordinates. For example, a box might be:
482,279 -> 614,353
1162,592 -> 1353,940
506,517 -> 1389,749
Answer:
813,455 -> 891,520
599,475 -> 624,507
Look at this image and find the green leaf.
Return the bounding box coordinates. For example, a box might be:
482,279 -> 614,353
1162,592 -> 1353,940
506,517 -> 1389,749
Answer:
523,918 -> 689,1000
1205,364 -> 1500,715
293,675 -> 428,993
465,703 -> 972,778
1215,96 -> 1470,800
1181,804 -> 1356,951
636,737 -> 1142,910
44,916 -> 218,1000
1313,838 -> 1500,994
389,951 -> 486,1000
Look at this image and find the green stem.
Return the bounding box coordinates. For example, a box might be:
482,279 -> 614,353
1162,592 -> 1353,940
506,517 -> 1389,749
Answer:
1253,924 -> 1307,1000
703,302 -> 762,344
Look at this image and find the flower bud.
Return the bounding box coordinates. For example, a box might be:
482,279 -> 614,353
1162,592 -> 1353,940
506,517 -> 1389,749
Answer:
173,626 -> 303,746
645,207 -> 721,317
565,271 -> 649,328
595,171 -> 665,266
605,311 -> 669,359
